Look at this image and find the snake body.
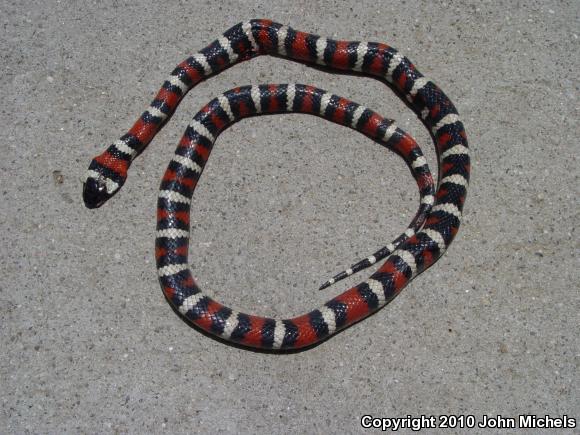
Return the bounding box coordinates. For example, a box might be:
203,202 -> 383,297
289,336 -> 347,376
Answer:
84,20 -> 469,350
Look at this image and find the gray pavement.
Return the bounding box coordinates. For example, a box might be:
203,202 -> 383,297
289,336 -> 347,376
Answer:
1,0 -> 578,433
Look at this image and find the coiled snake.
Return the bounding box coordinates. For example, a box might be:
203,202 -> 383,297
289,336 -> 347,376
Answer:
84,20 -> 469,350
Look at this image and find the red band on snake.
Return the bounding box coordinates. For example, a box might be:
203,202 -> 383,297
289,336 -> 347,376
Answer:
84,20 -> 469,350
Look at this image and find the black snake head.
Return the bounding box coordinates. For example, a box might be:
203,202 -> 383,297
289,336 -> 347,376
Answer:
83,172 -> 119,208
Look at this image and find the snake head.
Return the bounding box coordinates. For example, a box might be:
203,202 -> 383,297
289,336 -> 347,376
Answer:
83,170 -> 122,209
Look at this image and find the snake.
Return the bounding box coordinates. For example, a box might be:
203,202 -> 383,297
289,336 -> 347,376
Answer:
83,19 -> 469,350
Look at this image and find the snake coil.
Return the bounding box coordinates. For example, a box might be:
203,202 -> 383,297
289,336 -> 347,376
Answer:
84,20 -> 469,350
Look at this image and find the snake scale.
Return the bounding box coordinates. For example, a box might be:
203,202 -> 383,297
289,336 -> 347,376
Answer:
84,19 -> 469,350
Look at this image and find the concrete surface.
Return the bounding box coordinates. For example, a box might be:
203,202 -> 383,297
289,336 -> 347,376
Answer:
1,0 -> 578,433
